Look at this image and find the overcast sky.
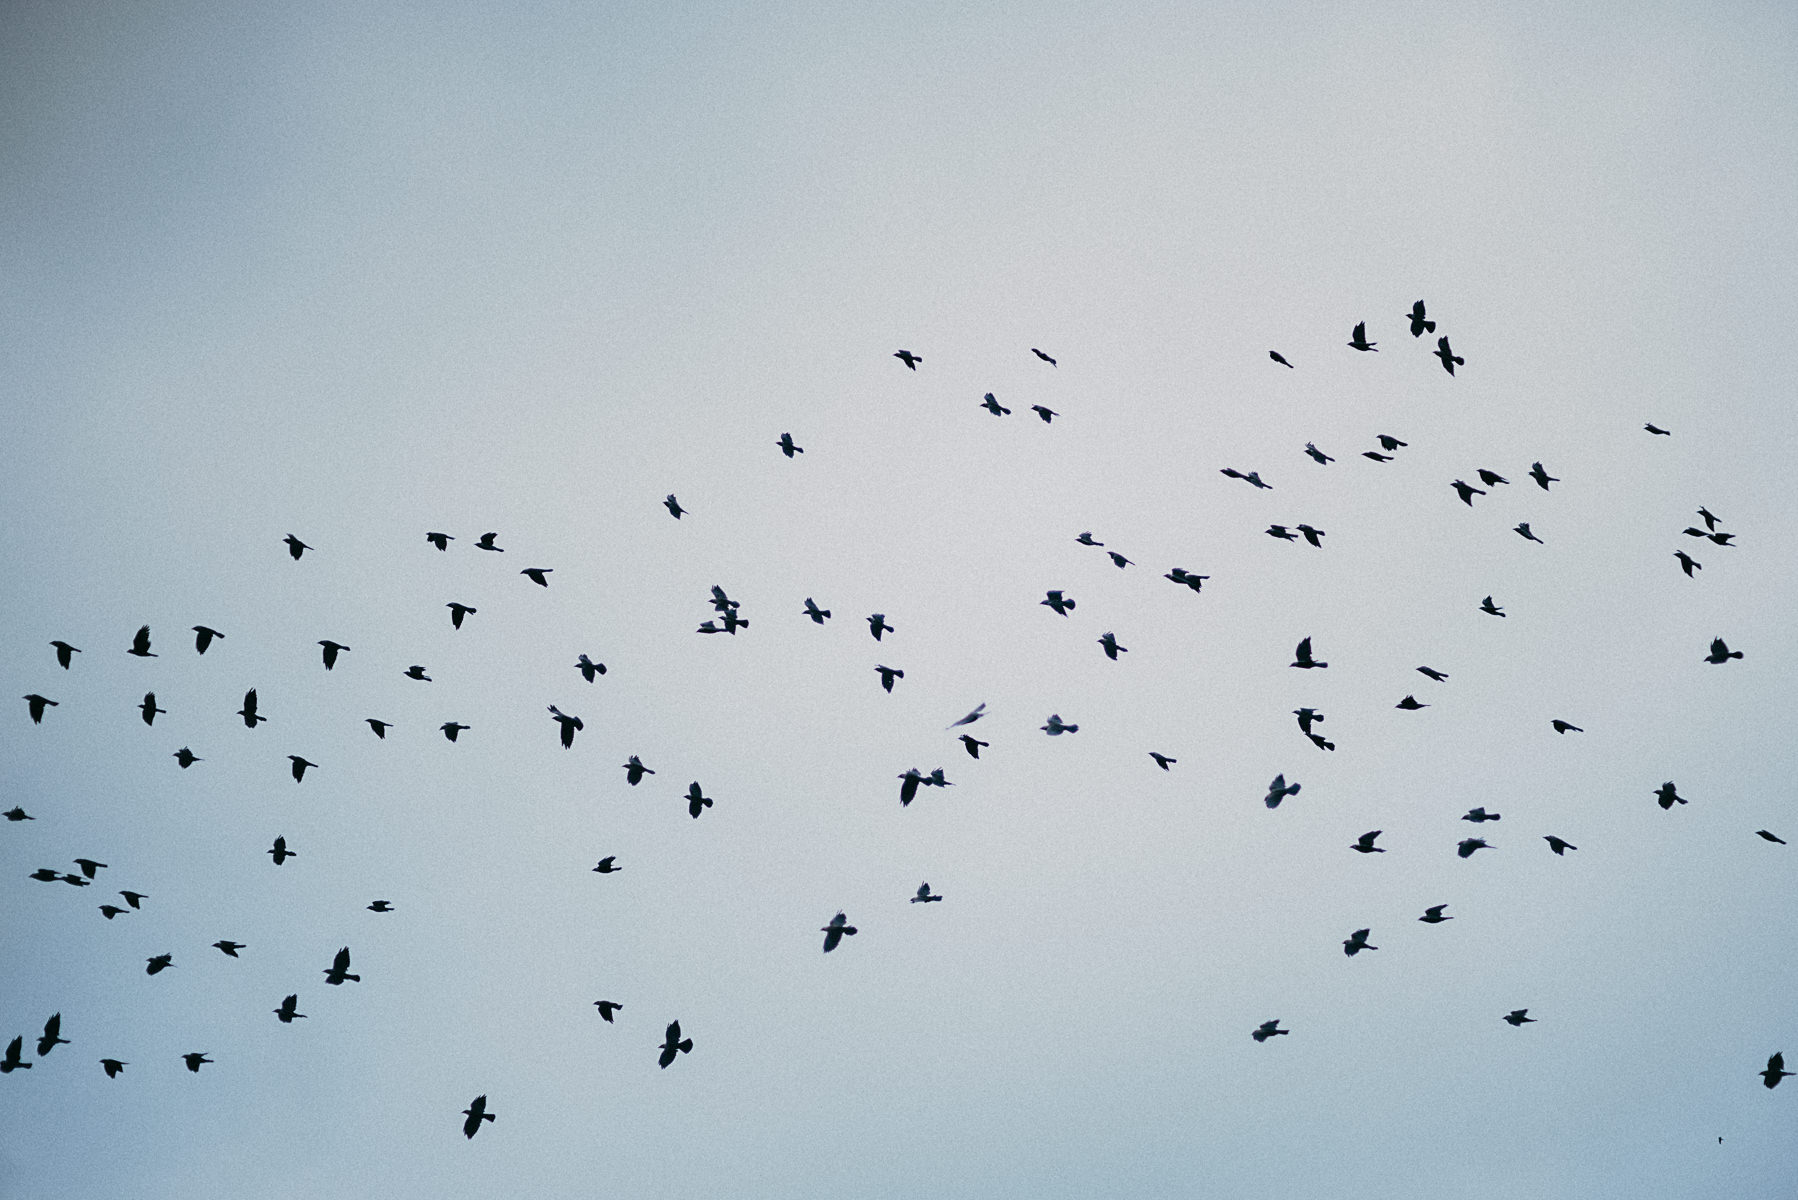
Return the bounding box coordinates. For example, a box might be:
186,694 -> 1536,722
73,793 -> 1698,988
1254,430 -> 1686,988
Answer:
4,3 -> 1797,1197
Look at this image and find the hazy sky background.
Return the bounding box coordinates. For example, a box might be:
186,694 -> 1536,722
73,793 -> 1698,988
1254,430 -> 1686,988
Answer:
4,2 -> 1796,1197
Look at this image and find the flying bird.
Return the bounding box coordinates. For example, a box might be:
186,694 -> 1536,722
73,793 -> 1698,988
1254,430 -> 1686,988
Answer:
803,598 -> 830,624
447,603 -> 477,629
288,755 -> 317,782
120,890 -> 145,909
1704,637 -> 1742,663
440,722 -> 469,743
268,836 -> 296,865
1551,720 -> 1582,734
1363,451 -> 1393,462
367,901 -> 394,912
1347,322 -> 1377,351
1352,830 -> 1385,854
1514,523 -> 1543,544
777,432 -> 803,457
462,1095 -> 496,1138
182,1052 -> 212,1073
521,567 -> 553,587
1251,1020 -> 1289,1043
575,654 -> 606,682
685,782 -> 713,818
1106,551 -> 1131,568
1031,348 -> 1057,365
323,946 -> 360,985
128,625 -> 156,657
1220,467 -> 1272,489
192,625 -> 223,653
1451,480 -> 1486,506
404,665 -> 431,681
1296,524 -> 1325,547
1434,336 -> 1463,375
172,747 -> 201,768
1266,525 -> 1296,541
1031,405 -> 1057,423
475,532 -> 503,551
1463,807 -> 1500,822
1697,506 -> 1720,531
24,694 -> 58,723
1674,550 -> 1701,577
318,640 -> 349,669
593,857 -> 621,874
1343,928 -> 1377,956
1264,774 -> 1301,809
623,757 -> 654,786
1544,836 -> 1577,855
594,1001 -> 622,1023
1268,350 -> 1294,368
548,706 -> 583,749
36,1014 -> 68,1056
1419,905 -> 1452,924
1502,1010 -> 1536,1027
213,940 -> 245,957
867,613 -> 893,641
1654,782 -> 1686,809
894,350 -> 921,370
146,954 -> 174,975
912,882 -> 943,903
1376,435 -> 1408,451
426,531 -> 453,550
1041,590 -> 1075,615
1149,752 -> 1176,771
1165,568 -> 1208,593
1041,714 -> 1078,735
1291,637 -> 1327,669
3,808 -> 33,821
101,1059 -> 127,1078
366,719 -> 392,739
1293,708 -> 1323,735
979,393 -> 1011,416
1395,695 -> 1428,710
1417,666 -> 1449,682
1755,830 -> 1786,845
238,689 -> 267,728
1644,423 -> 1671,435
1406,300 -> 1435,337
50,640 -> 80,669
284,534 -> 310,560
1528,462 -> 1558,490
1762,1053 -> 1793,1089
70,858 -> 105,879
960,735 -> 989,759
139,693 -> 166,725
1479,596 -> 1505,617
1097,632 -> 1126,660
898,769 -> 924,807
664,495 -> 685,519
821,912 -> 857,953
274,994 -> 305,1023
1304,443 -> 1334,464
875,665 -> 904,693
658,1020 -> 693,1068
98,905 -> 125,919
1457,838 -> 1493,857
1075,532 -> 1104,546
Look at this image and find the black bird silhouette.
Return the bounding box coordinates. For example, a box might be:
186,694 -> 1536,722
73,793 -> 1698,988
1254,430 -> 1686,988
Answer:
1107,551 -> 1132,568
101,1058 -> 126,1078
1704,637 -> 1742,663
1502,1010 -> 1536,1026
366,719 -> 392,739
1269,350 -> 1294,368
1417,666 -> 1449,682
426,531 -> 453,550
462,1095 -> 495,1138
1644,423 -> 1671,435
37,1013 -> 69,1056
960,734 -> 989,759
3,1038 -> 34,1072
777,432 -> 803,457
440,722 -> 469,743
128,625 -> 156,657
1457,838 -> 1493,857
404,665 -> 431,681
685,782 -> 712,819
1097,632 -> 1126,660
1762,1053 -> 1794,1089
1363,451 -> 1393,462
1396,695 -> 1428,710
447,602 -> 476,629
1705,531 -> 1736,547
1076,532 -> 1104,546
1419,905 -> 1452,924
1293,708 -> 1323,735
173,747 -> 201,768
284,534 -> 310,560
1252,1020 -> 1289,1042
1352,830 -> 1385,854
1514,523 -> 1543,544
1267,525 -> 1297,541
147,954 -> 174,975
1544,836 -> 1577,855
59,872 -> 89,887
1041,590 -> 1075,615
1031,348 -> 1056,365
99,905 -> 125,919
1479,596 -> 1505,617
574,654 -> 606,682
73,858 -> 106,879
1654,782 -> 1686,810
368,900 -> 394,912
24,694 -> 58,723
213,940 -> 245,957
1304,443 -> 1334,464
594,1001 -> 622,1022
1451,480 -> 1486,506
894,350 -> 921,370
1031,405 -> 1057,423
521,567 -> 553,587
1343,928 -> 1377,956
140,693 -> 166,725
1348,322 -> 1377,352
238,689 -> 267,728
1220,467 -> 1272,489
1291,637 -> 1327,669
821,912 -> 857,952
1166,569 -> 1209,595
947,702 -> 988,729
664,495 -> 685,519
1041,714 -> 1078,735
1264,774 -> 1300,808
1694,506 -> 1719,530
623,756 -> 654,786
1674,550 -> 1701,577
979,393 -> 1010,416
547,706 -> 583,749
1551,720 -> 1582,734
475,532 -> 503,551
29,869 -> 61,882
1406,301 -> 1435,337
659,1020 -> 693,1068
3,807 -> 33,821
318,640 -> 348,670
181,1052 -> 212,1073
50,640 -> 80,669
120,890 -> 145,909
897,769 -> 923,807
1756,830 -> 1786,845
867,613 -> 893,641
1376,434 -> 1408,452
1528,462 -> 1558,490
708,585 -> 738,613
268,836 -> 296,865
323,946 -> 359,985
192,625 -> 224,653
1296,524 -> 1325,548
874,665 -> 904,693
1473,469 -> 1507,487
1149,752 -> 1176,770
1463,807 -> 1500,823
274,994 -> 306,1023
288,755 -> 317,782
912,882 -> 943,903
1434,337 -> 1463,375
802,598 -> 830,624
593,857 -> 621,874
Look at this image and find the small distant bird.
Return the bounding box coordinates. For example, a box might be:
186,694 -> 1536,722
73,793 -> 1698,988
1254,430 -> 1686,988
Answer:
24,694 -> 58,723
173,747 -> 201,768
101,1059 -> 126,1078
440,722 -> 469,743
1165,568 -> 1208,593
182,1052 -> 212,1073
1528,462 -> 1558,490
1031,348 -> 1056,365
1762,1053 -> 1794,1089
1031,405 -> 1057,423
288,755 -> 317,782
1457,838 -> 1492,857
1376,435 -> 1408,452
1041,590 -> 1075,615
447,602 -> 476,629
894,350 -> 921,370
192,625 -> 223,653
213,940 -> 245,957
128,625 -> 156,657
274,994 -> 305,1023
1655,782 -> 1686,809
318,640 -> 349,669
1644,423 -> 1671,435
426,531 -> 453,550
404,665 -> 431,681
366,719 -> 391,739
1551,720 -> 1582,734
574,654 -> 606,682
1674,550 -> 1701,577
59,873 -> 88,887
1107,551 -> 1131,568
1296,524 -> 1325,547
1097,633 -> 1126,660
1294,708 -> 1323,735
1514,523 -> 1543,544
1434,336 -> 1463,375
1704,637 -> 1742,664
1419,905 -> 1451,924
1264,774 -> 1301,809
821,912 -> 858,952
912,882 -> 943,903
1502,1010 -> 1536,1027
521,567 -> 552,587
1479,596 -> 1505,617
238,688 -> 267,728
1220,467 -> 1272,489
594,1001 -> 622,1023
658,1020 -> 693,1068
685,782 -> 712,819
1463,807 -> 1500,823
1149,752 -> 1176,770
1363,451 -> 1393,462
799,597 -> 832,625
139,693 -> 165,725
284,534 -> 310,560
1705,531 -> 1736,547
36,1014 -> 68,1056
0,1038 -> 31,1073
875,665 -> 904,693
1406,301 -> 1435,337
1544,836 -> 1577,855
1304,443 -> 1335,464
268,836 -> 295,865
146,954 -> 174,975
1269,350 -> 1294,368
1396,695 -> 1428,710
1291,637 -> 1327,669
462,1095 -> 495,1138
1417,666 -> 1449,682
1348,322 -> 1377,352
99,905 -> 125,919
1041,714 -> 1078,736
548,706 -> 583,749
50,640 -> 80,669
475,532 -> 503,551
1252,1020 -> 1289,1043
1343,928 -> 1377,956
1451,480 -> 1486,506
960,735 -> 989,759
593,857 -> 620,874
898,769 -> 924,807
979,392 -> 1010,416
1266,524 -> 1296,541
323,946 -> 359,985
1474,469 -> 1508,487
1756,830 -> 1786,845
867,613 -> 893,640
664,495 -> 685,519
3,807 -> 32,821
29,869 -> 60,882
367,901 -> 394,912
1696,506 -> 1720,531
1075,531 -> 1104,546
1352,830 -> 1385,854
777,432 -> 803,457
623,757 -> 654,786
120,891 -> 146,909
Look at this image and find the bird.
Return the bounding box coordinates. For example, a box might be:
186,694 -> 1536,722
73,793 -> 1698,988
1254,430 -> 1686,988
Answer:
777,432 -> 803,457
912,883 -> 943,903
50,640 -> 80,669
1264,774 -> 1301,809
1348,322 -> 1377,351
1291,637 -> 1327,669
1266,524 -> 1296,541
1106,551 -> 1132,568
475,532 -> 504,551
1296,524 -> 1325,547
1417,666 -> 1449,682
960,735 -> 989,759
288,755 -> 317,782
440,722 -> 469,743
521,567 -> 553,587
192,625 -> 223,653
894,350 -> 921,370
593,857 -> 621,874
1502,1010 -> 1536,1027
1654,782 -> 1686,809
1756,830 -> 1786,845
1434,336 -> 1463,374
821,912 -> 857,952
1363,451 -> 1393,462
1544,836 -> 1577,855
1149,752 -> 1176,771
283,534 -> 310,560
367,900 -> 394,912
426,531 -> 453,550
898,769 -> 924,807
1475,469 -> 1509,487
120,890 -> 146,909
101,1059 -> 126,1078
3,807 -> 33,821
1220,467 -> 1272,489
0,1038 -> 30,1073
1376,434 -> 1408,451
1551,720 -> 1582,734
1479,596 -> 1505,617
1528,462 -> 1558,490
213,940 -> 245,957
323,947 -> 359,985
594,1001 -> 622,1023
447,602 -> 477,629
1343,928 -> 1377,956
1031,405 -> 1057,423
1097,632 -> 1126,660
685,782 -> 712,819
979,393 -> 1010,416
548,706 -> 583,749
1396,695 -> 1428,710
404,665 -> 431,681
1463,807 -> 1500,822
1304,443 -> 1334,464
1041,714 -> 1078,735
1031,348 -> 1057,365
29,869 -> 61,882
1041,590 -> 1076,615
238,688 -> 267,728
1352,830 -> 1385,854
70,858 -> 105,878
1704,637 -> 1742,663
58,872 -> 89,887
1674,550 -> 1701,577
139,693 -> 166,725
875,665 -> 904,693
318,640 -> 349,669
268,837 -> 295,865
623,757 -> 654,786
1165,569 -> 1208,593
1419,905 -> 1452,924
182,1052 -> 213,1073
36,1014 -> 69,1056
867,613 -> 893,641
146,954 -> 174,975
1075,532 -> 1104,546
1762,1053 -> 1793,1089
802,598 -> 830,624
1269,350 -> 1294,368
659,1020 -> 693,1068
1705,531 -> 1736,547
462,1095 -> 496,1138
172,747 -> 201,768
127,625 -> 156,657
1451,480 -> 1486,506
571,654 -> 606,683
365,719 -> 392,739
1644,423 -> 1671,435
1457,838 -> 1493,857
98,905 -> 125,919
1514,523 -> 1544,544
1293,708 -> 1323,735
664,494 -> 685,519
24,694 -> 58,723
1251,1020 -> 1289,1043
274,994 -> 306,1023
1406,300 -> 1435,337
1697,506 -> 1720,530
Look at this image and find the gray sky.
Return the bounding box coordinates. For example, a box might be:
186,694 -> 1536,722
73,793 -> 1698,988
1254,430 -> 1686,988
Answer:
4,2 -> 1797,1197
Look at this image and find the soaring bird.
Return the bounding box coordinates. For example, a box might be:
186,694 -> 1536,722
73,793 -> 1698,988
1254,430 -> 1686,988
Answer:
37,1014 -> 69,1056
894,350 -> 921,370
1343,928 -> 1377,956
575,654 -> 606,682
462,1095 -> 496,1138
1031,405 -> 1058,423
24,694 -> 58,723
1514,523 -> 1543,544
948,702 -> 987,729
1644,423 -> 1671,436
623,756 -> 654,786
99,905 -> 125,919
521,567 -> 553,587
1075,532 -> 1104,546
803,598 -> 830,624
447,603 -> 477,629
1220,467 -> 1272,489
685,782 -> 712,819
1475,469 -> 1509,487
1107,551 -> 1132,568
1762,1053 -> 1794,1089
875,665 -> 904,693
274,994 -> 306,1023
1705,531 -> 1736,547
1654,782 -> 1686,809
1269,350 -> 1294,368
1756,830 -> 1786,845
593,857 -> 621,874
288,756 -> 317,782
101,1059 -> 127,1078
182,1052 -> 212,1073
1352,830 -> 1385,854
821,912 -> 857,952
659,1020 -> 693,1068
268,837 -> 296,865
1396,695 -> 1428,710
475,532 -> 504,551
284,534 -> 310,560
1041,714 -> 1078,736
1251,1020 -> 1289,1042
1704,637 -> 1742,663
1528,462 -> 1558,490
547,706 -> 583,749
777,432 -> 803,457
1031,348 -> 1057,365
366,719 -> 392,739
912,882 -> 943,903
318,640 -> 349,670
1363,451 -> 1393,463
367,901 -> 394,912
1479,596 -> 1505,617
120,890 -> 146,909
404,665 -> 432,681
867,613 -> 894,641
173,747 -> 201,768
1293,708 -> 1323,735
898,769 -> 924,807
594,1001 -> 622,1023
1696,506 -> 1720,531
139,693 -> 166,725
1463,807 -> 1500,823
1544,836 -> 1577,855
440,722 -> 469,743
238,689 -> 267,728
1296,524 -> 1325,548
979,393 -> 1011,416
1149,752 -> 1177,770
1348,322 -> 1377,352
50,640 -> 80,669
1674,550 -> 1701,577
1419,905 -> 1452,924
213,940 -> 245,957
323,947 -> 359,985
1266,525 -> 1297,541
3,807 -> 33,821
1434,336 -> 1463,375
146,954 -> 174,975
1417,666 -> 1449,682
1097,633 -> 1126,660
426,531 -> 453,550
1291,637 -> 1327,669
1376,435 -> 1409,452
1551,720 -> 1582,734
192,625 -> 223,653
1041,590 -> 1076,615
1457,838 -> 1493,857
1165,569 -> 1208,593
128,625 -> 157,657
1304,443 -> 1335,464
664,495 -> 685,519
1405,300 -> 1435,337
1264,774 -> 1301,809
1502,1010 -> 1536,1027
1451,480 -> 1486,506
960,735 -> 989,758
3,1038 -> 33,1073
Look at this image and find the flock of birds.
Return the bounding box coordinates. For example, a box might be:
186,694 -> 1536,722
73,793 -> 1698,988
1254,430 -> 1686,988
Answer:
9,298 -> 1788,1144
